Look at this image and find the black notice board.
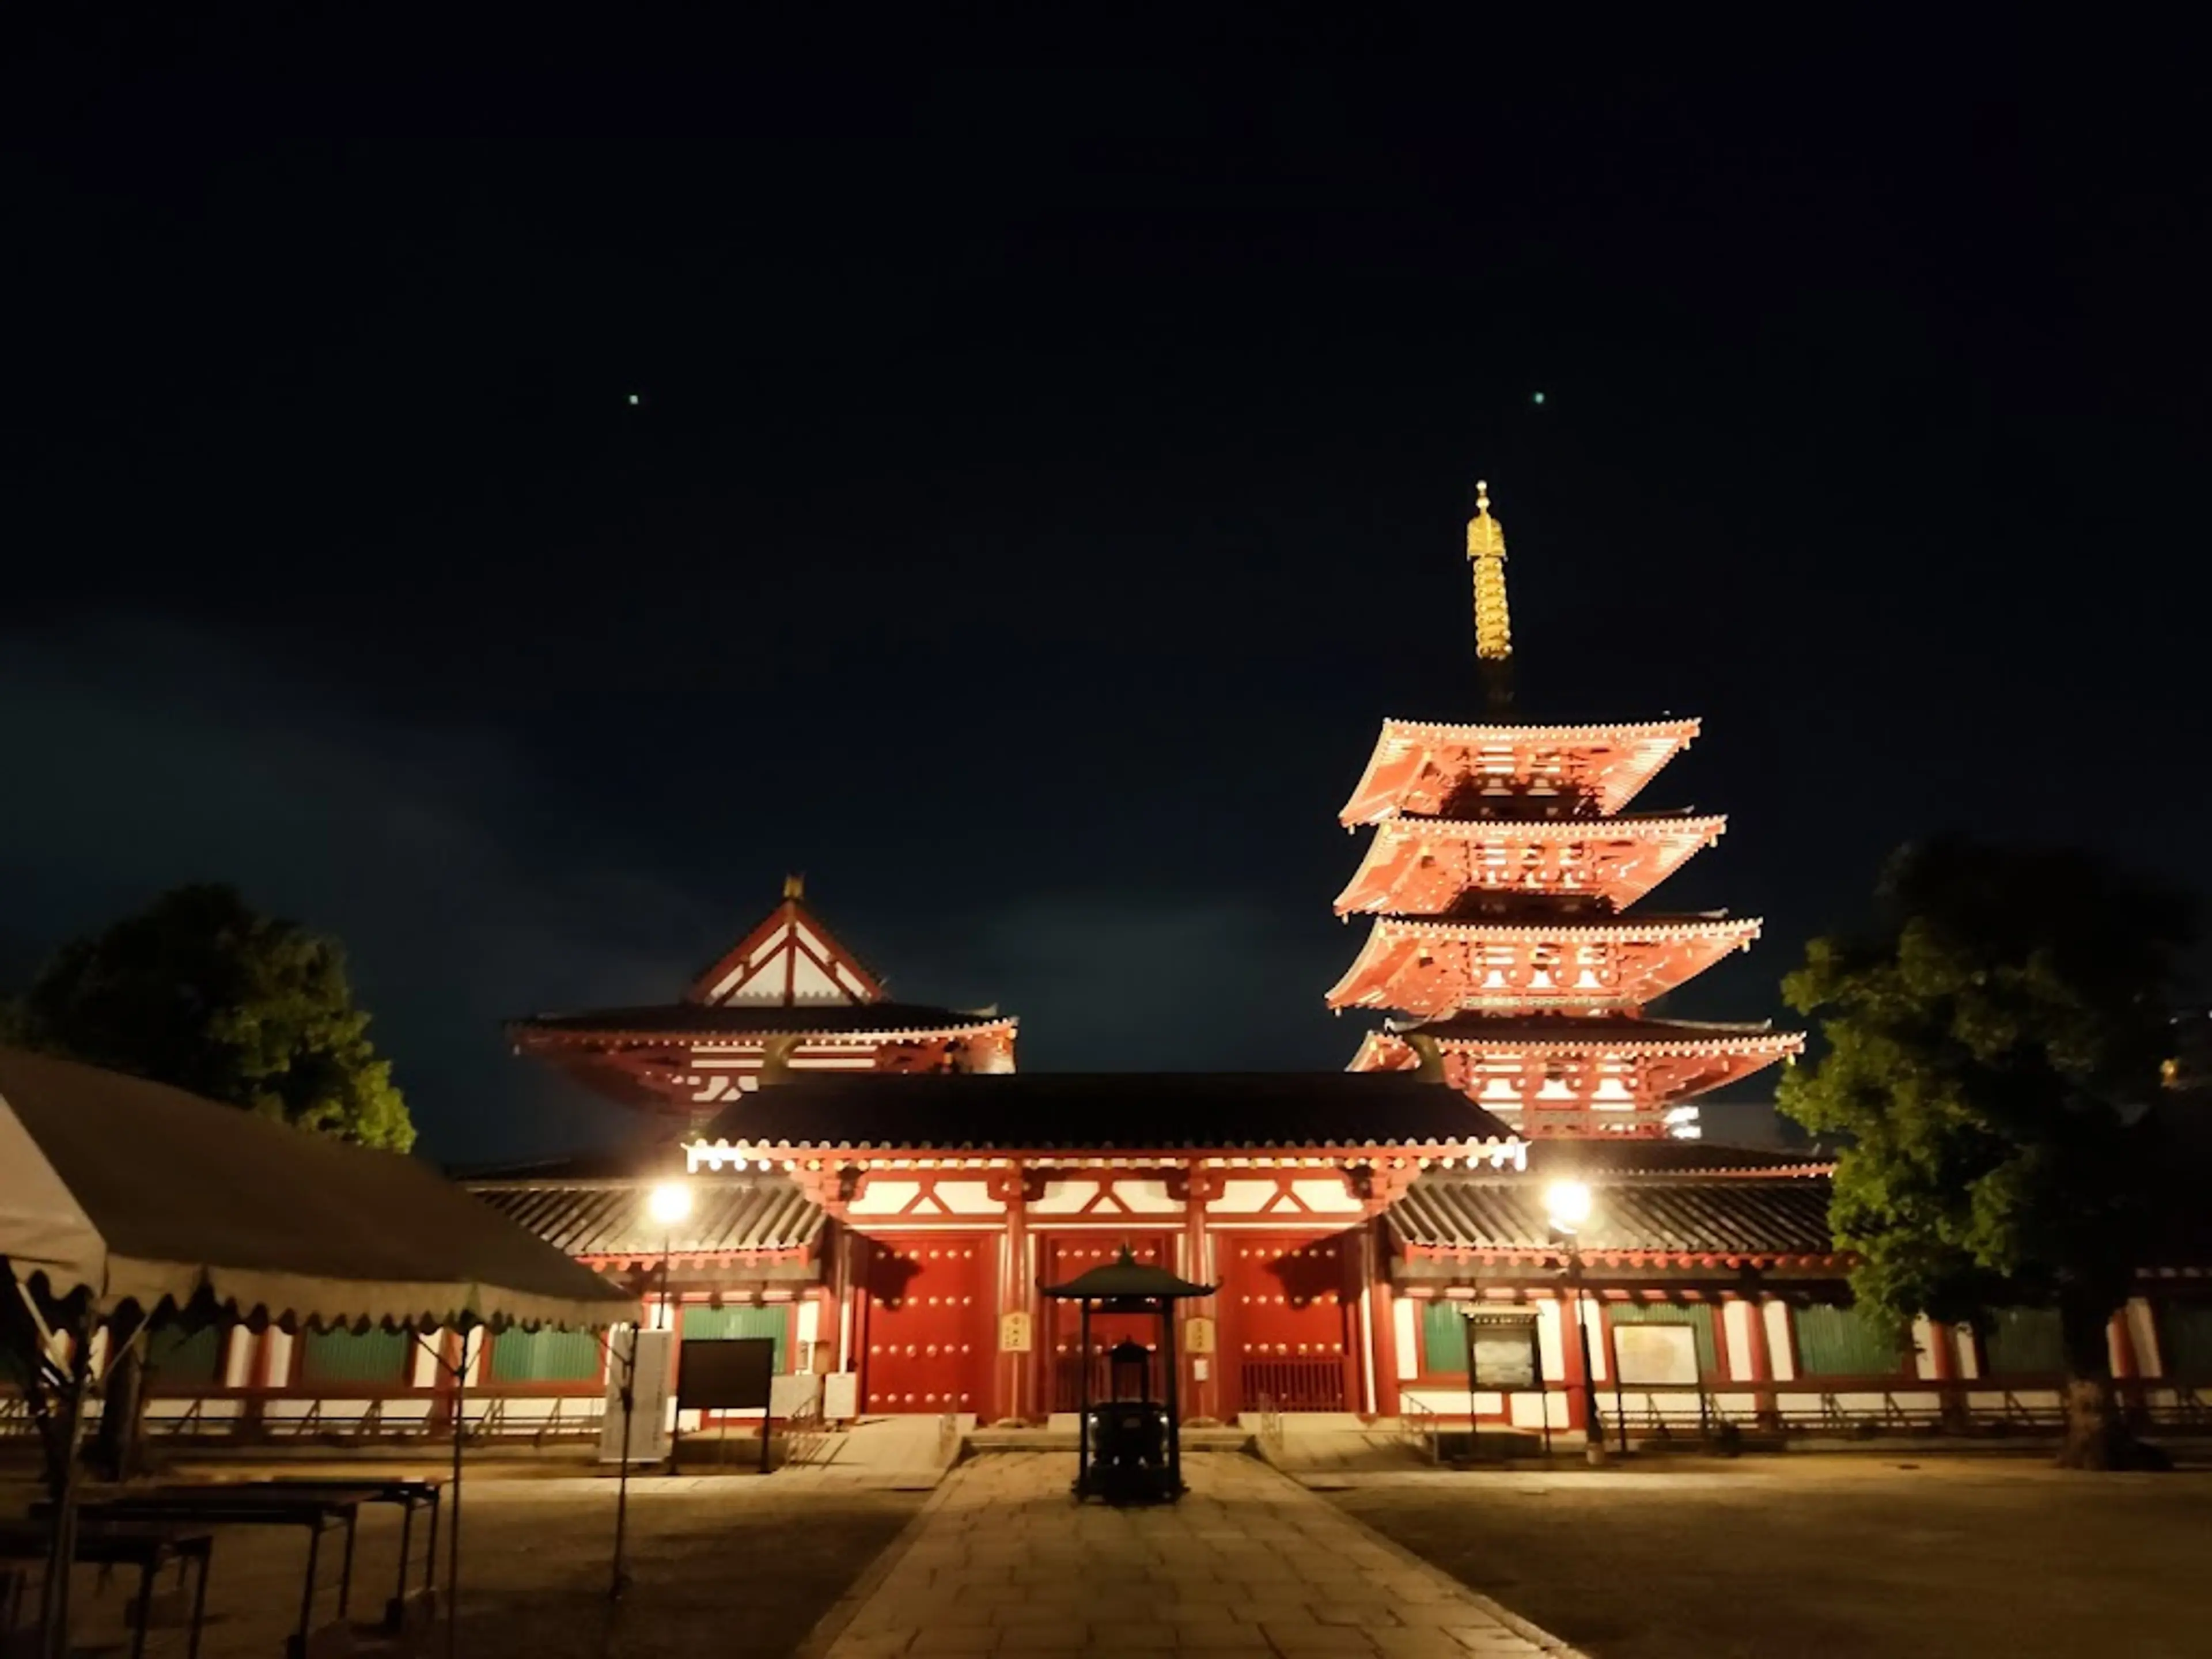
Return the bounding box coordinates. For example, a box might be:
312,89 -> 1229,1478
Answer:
676,1337 -> 775,1412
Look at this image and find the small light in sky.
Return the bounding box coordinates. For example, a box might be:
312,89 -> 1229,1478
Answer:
1531,391 -> 1547,406
626,392 -> 642,407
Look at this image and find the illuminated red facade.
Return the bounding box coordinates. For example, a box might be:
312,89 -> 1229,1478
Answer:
1333,486 -> 1800,1136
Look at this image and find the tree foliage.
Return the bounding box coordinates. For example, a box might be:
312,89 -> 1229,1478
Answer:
7,883 -> 414,1152
1781,839 -> 2190,1328
1778,839 -> 2193,1462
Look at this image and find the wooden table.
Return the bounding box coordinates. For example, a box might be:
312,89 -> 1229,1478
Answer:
0,1519 -> 214,1659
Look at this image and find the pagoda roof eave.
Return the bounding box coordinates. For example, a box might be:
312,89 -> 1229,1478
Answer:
1387,1015 -> 1805,1056
1339,716 -> 1702,823
1372,715 -> 1702,743
1348,812 -> 1727,841
1353,912 -> 1760,943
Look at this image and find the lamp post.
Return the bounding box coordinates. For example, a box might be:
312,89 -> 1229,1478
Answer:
1544,1179 -> 1607,1467
612,1177 -> 694,1600
647,1179 -> 694,1332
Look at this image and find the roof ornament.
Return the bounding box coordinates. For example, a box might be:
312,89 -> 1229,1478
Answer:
782,872 -> 806,901
1467,478 -> 1514,713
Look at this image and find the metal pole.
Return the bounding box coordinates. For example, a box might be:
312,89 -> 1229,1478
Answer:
39,1306 -> 95,1659
609,1325 -> 637,1600
660,1236 -> 679,1476
1162,1302 -> 1182,1499
445,1331 -> 467,1659
1075,1301 -> 1092,1498
1567,1249 -> 1605,1467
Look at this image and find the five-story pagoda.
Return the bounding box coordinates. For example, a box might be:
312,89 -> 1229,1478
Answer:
1330,484 -> 1801,1136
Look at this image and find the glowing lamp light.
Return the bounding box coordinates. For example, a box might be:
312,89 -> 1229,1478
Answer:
1543,1179 -> 1593,1236
647,1180 -> 694,1227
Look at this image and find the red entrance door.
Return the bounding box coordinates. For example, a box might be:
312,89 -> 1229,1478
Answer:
860,1236 -> 992,1414
1042,1236 -> 1173,1412
1221,1233 -> 1358,1414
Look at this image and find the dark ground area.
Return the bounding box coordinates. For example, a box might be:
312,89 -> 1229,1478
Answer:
1328,1455 -> 2212,1659
10,1471 -> 921,1658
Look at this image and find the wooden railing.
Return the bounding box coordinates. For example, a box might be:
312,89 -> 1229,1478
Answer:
1239,1358 -> 1346,1414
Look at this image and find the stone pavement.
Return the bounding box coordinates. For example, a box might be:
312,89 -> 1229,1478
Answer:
806,1451 -> 1583,1657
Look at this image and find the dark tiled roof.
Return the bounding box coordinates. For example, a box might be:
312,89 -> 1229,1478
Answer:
695,1071 -> 1515,1152
1391,1014 -> 1790,1046
466,1176 -> 823,1258
1391,1169 -> 1836,1258
511,1001 -> 1010,1041
1518,1139 -> 1832,1176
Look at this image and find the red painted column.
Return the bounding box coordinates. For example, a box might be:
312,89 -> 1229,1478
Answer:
1736,1294 -> 1780,1430
998,1168 -> 1031,1425
1182,1162 -> 1220,1423
1365,1219 -> 1401,1419
1554,1286 -> 1589,1435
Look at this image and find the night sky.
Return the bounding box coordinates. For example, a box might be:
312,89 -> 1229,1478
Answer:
6,17 -> 2207,1164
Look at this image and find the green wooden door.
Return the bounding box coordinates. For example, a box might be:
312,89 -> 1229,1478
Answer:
299,1329 -> 411,1387
490,1328 -> 605,1382
1793,1305 -> 1902,1376
1983,1308 -> 2066,1376
681,1305 -> 789,1372
144,1324 -> 224,1388
1421,1301 -> 1469,1374
2161,1303 -> 2212,1380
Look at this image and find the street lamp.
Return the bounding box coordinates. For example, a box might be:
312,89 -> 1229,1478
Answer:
648,1180 -> 694,1332
1544,1179 -> 1607,1467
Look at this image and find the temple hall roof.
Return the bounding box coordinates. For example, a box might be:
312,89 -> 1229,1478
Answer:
511,1001 -> 1014,1044
1389,1168 -> 1837,1260
465,1173 -> 824,1260
691,1071 -> 1516,1154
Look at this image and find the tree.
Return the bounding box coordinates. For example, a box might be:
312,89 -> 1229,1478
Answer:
9,884 -> 413,1150
1777,838 -> 2194,1468
6,884 -> 414,1477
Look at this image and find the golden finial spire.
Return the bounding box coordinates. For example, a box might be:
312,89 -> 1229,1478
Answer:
1467,479 -> 1511,664
782,872 -> 806,901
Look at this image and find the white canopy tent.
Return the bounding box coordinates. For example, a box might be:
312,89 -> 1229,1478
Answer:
0,1046 -> 639,1657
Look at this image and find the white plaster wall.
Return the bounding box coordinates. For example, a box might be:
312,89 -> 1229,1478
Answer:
1111,1180 -> 1184,1215
1762,1301 -> 1796,1381
848,1180 -> 922,1216
222,1327 -> 256,1388
1393,1298 -> 1418,1381
1032,1181 -> 1100,1215
2125,1297 -> 2163,1377
1288,1178 -> 1363,1214
1721,1301 -> 1757,1381
1910,1316 -> 1942,1380
930,1181 -> 1003,1215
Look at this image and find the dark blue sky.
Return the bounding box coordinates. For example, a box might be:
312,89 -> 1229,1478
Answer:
4,16 -> 2206,1162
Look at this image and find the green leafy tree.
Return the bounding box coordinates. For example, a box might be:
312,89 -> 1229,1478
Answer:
6,884 -> 413,1478
9,883 -> 413,1150
1778,838 -> 2193,1468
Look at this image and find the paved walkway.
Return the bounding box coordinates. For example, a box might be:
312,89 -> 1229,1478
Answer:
809,1452 -> 1582,1657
